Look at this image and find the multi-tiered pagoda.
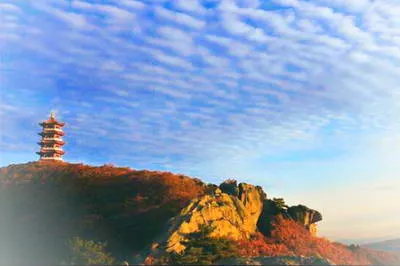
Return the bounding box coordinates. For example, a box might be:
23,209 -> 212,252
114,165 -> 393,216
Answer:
37,112 -> 65,161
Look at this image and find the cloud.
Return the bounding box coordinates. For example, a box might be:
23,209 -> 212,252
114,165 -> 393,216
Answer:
0,3 -> 21,12
146,26 -> 196,55
173,0 -> 206,14
117,0 -> 146,10
154,6 -> 206,29
148,49 -> 193,69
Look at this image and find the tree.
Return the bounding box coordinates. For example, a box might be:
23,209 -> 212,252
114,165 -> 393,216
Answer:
272,198 -> 288,210
219,179 -> 239,196
66,237 -> 116,265
170,224 -> 237,265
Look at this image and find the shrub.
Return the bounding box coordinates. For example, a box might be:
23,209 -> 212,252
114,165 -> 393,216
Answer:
170,224 -> 237,265
272,198 -> 288,210
219,179 -> 239,196
237,232 -> 291,257
66,237 -> 116,265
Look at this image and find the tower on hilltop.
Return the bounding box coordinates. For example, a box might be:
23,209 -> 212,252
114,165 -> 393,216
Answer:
37,112 -> 65,161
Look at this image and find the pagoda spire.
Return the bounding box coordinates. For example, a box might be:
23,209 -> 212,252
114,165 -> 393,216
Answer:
37,112 -> 65,161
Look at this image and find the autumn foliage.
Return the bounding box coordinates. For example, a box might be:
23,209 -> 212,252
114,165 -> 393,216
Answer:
238,215 -> 399,265
0,161 -> 206,264
1,162 -> 399,265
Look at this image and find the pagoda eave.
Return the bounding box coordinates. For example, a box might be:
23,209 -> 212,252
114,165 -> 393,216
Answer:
38,140 -> 65,145
39,132 -> 65,137
39,121 -> 65,126
37,150 -> 65,155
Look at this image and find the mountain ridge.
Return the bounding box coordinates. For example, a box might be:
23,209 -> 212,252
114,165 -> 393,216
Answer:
363,238 -> 400,252
1,161 -> 399,265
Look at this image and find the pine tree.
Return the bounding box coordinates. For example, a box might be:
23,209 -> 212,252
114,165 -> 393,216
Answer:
170,224 -> 237,265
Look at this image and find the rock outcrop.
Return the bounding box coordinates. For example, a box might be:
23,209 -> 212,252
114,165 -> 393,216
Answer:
257,199 -> 322,237
154,182 -> 265,254
287,205 -> 322,237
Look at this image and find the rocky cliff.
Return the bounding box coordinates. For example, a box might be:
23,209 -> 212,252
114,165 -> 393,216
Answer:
146,180 -> 326,264
152,182 -> 265,254
287,205 -> 322,237
257,198 -> 322,238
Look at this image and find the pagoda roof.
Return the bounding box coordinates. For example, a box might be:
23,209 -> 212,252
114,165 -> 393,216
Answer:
39,131 -> 65,136
39,112 -> 65,126
37,149 -> 65,155
38,139 -> 65,145
39,121 -> 65,126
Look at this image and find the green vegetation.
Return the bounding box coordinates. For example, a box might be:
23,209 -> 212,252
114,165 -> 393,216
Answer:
66,237 -> 116,265
170,224 -> 237,265
219,179 -> 239,196
272,197 -> 288,210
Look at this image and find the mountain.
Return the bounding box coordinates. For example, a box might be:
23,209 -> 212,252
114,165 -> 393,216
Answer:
0,161 -> 206,265
1,161 -> 399,265
364,239 -> 400,252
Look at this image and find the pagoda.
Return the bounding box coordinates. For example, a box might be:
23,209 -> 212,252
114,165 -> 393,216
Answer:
37,112 -> 65,161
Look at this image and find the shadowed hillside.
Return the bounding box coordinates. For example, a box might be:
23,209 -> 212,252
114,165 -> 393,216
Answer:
0,161 -> 206,264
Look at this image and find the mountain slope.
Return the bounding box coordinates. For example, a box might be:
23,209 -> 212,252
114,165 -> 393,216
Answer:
364,238 -> 400,252
0,161 -> 206,264
1,161 -> 399,265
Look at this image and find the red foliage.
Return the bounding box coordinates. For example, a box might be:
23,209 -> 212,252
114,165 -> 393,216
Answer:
0,161 -> 206,264
269,215 -> 373,264
237,232 -> 291,257
238,215 -> 398,265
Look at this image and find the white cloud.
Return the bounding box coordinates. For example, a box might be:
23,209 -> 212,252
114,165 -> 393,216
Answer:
148,49 -> 193,69
154,6 -> 206,29
117,0 -> 146,10
174,0 -> 206,14
151,26 -> 196,55
0,3 -> 21,12
50,7 -> 92,29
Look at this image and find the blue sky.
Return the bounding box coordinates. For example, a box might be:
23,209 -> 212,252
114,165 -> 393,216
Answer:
1,0 -> 400,242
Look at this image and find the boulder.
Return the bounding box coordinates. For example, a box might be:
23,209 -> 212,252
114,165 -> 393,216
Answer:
257,201 -> 322,237
238,183 -> 266,224
287,205 -> 322,237
154,183 -> 265,254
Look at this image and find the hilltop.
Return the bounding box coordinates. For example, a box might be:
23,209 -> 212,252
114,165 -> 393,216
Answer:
1,161 -> 399,265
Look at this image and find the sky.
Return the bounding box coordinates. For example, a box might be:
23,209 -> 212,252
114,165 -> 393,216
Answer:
1,0 -> 400,243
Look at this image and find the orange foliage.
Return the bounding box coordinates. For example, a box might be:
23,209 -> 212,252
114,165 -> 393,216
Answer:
0,162 -> 206,264
269,215 -> 373,264
237,232 -> 291,257
238,215 -> 398,265
1,162 -> 399,265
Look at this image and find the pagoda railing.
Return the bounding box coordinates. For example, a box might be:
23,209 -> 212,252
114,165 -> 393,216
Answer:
43,128 -> 64,132
42,137 -> 64,141
40,147 -> 64,151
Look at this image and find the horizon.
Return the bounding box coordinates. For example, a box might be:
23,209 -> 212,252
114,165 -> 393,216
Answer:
1,0 -> 400,243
